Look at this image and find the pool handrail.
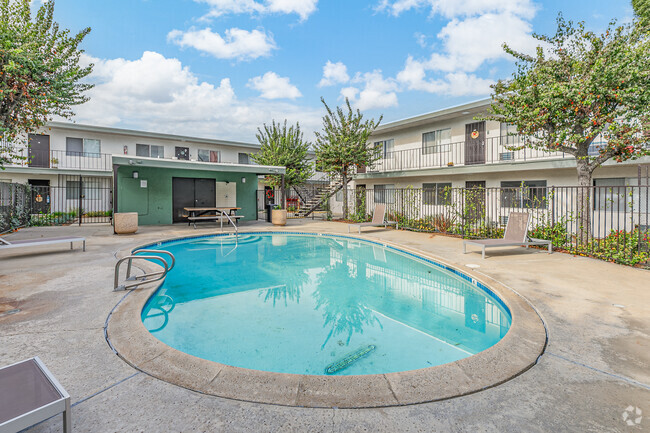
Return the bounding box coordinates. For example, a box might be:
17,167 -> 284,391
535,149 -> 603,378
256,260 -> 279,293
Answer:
114,249 -> 175,291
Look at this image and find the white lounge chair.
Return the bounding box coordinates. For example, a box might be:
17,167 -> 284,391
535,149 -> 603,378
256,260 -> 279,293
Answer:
463,212 -> 552,259
348,204 -> 398,234
0,236 -> 86,253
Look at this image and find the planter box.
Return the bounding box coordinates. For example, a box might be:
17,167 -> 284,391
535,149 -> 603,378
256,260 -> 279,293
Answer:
114,212 -> 138,234
271,209 -> 287,226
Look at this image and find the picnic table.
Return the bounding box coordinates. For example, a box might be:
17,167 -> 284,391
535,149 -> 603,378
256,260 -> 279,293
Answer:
184,207 -> 242,229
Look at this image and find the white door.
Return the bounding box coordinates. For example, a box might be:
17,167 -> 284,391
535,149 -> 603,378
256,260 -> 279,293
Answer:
216,182 -> 237,207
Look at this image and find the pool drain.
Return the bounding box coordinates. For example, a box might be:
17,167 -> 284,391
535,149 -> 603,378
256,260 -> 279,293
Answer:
325,345 -> 376,375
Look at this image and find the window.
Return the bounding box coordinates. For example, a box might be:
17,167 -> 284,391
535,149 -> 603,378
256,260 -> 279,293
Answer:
422,129 -> 451,154
175,146 -> 189,160
500,180 -> 547,208
423,182 -> 452,205
84,139 -> 100,156
588,134 -> 607,156
374,139 -> 394,158
594,178 -> 627,211
238,153 -> 250,164
66,180 -> 101,200
66,180 -> 80,199
198,149 -> 221,162
66,138 -> 83,156
66,137 -> 101,157
335,189 -> 343,202
500,123 -> 518,147
198,149 -> 210,162
374,184 -> 395,204
137,144 -> 164,158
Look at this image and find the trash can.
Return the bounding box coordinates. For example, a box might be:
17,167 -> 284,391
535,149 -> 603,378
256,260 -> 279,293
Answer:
266,204 -> 276,222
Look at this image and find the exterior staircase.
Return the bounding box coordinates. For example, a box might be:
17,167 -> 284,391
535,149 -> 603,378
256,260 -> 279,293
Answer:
294,180 -> 345,218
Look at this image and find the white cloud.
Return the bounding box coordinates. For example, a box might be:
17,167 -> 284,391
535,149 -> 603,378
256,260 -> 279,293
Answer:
168,27 -> 276,61
248,72 -> 302,99
318,61 -> 350,87
397,56 -> 494,95
426,12 -> 537,72
377,0 -> 536,19
198,0 -> 318,21
73,52 -> 321,142
342,71 -> 399,111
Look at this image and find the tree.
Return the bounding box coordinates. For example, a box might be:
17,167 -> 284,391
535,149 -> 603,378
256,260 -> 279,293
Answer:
484,15 -> 650,238
0,0 -> 92,166
251,120 -> 313,207
633,0 -> 650,25
314,98 -> 382,219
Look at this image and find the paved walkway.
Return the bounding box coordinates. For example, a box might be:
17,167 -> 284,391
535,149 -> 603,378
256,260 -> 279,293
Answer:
0,220 -> 648,432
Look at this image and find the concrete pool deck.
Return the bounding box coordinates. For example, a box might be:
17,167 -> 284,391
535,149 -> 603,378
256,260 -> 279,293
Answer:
0,220 -> 648,431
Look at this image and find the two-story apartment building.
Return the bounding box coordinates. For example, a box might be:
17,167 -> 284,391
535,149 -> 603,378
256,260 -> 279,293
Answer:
353,98 -> 646,193
0,122 -> 285,225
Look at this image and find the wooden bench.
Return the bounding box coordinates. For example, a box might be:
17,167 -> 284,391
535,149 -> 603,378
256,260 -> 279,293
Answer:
187,215 -> 243,229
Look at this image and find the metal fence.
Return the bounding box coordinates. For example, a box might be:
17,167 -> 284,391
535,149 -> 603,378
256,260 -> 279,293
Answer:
1,178 -> 113,232
256,183 -> 330,220
332,184 -> 649,266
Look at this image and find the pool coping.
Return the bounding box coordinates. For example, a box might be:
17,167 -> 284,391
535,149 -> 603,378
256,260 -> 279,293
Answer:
106,229 -> 547,408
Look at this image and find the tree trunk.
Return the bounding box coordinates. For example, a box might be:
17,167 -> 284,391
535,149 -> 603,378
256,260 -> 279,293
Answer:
342,171 -> 348,220
576,161 -> 593,247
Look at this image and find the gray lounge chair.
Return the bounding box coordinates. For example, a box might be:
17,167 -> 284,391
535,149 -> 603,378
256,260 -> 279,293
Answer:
348,204 -> 398,234
463,212 -> 552,259
0,356 -> 71,433
0,236 -> 86,253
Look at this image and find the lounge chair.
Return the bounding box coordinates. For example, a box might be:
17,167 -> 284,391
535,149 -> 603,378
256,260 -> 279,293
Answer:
0,236 -> 86,253
463,212 -> 552,259
0,356 -> 71,433
348,204 -> 398,234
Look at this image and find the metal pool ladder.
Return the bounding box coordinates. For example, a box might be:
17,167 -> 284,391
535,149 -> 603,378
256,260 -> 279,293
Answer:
114,249 -> 175,291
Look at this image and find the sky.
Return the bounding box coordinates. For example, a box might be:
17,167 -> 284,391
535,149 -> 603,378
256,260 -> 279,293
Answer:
47,0 -> 633,143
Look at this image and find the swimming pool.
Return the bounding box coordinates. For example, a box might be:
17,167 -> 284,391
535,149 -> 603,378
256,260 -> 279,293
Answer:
141,233 -> 511,376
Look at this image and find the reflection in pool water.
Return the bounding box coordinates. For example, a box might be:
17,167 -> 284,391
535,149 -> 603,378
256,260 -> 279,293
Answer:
142,234 -> 511,375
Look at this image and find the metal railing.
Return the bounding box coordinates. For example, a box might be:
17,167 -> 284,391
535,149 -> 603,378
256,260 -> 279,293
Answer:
1,146 -> 113,171
332,183 -> 650,266
114,249 -> 175,291
367,135 -> 571,173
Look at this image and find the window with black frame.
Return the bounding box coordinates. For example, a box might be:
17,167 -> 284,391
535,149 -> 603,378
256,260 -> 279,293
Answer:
374,184 -> 395,204
422,129 -> 451,155
175,146 -> 190,160
423,182 -> 452,205
500,180 -> 547,208
593,178 -> 627,211
373,139 -> 394,158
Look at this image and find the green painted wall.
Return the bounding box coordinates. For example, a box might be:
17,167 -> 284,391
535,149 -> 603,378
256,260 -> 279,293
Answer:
116,166 -> 258,225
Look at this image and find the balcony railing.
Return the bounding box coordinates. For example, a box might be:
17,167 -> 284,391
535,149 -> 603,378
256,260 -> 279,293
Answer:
0,146 -> 260,172
367,135 -> 570,173
1,146 -> 113,171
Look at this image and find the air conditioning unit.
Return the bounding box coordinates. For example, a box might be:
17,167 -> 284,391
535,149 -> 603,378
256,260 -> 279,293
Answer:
499,152 -> 514,161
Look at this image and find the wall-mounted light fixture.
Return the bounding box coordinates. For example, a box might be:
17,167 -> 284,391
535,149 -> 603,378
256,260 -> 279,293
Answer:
241,177 -> 246,183
225,181 -> 229,185
132,171 -> 139,179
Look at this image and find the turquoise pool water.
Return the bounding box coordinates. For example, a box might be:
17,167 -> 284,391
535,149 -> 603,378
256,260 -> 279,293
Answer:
141,233 -> 511,376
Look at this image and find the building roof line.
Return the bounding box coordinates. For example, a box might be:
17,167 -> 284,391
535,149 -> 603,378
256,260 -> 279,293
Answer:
46,121 -> 260,150
374,98 -> 492,133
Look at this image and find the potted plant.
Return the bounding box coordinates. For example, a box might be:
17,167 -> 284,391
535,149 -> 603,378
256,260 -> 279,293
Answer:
271,205 -> 287,226
50,157 -> 59,168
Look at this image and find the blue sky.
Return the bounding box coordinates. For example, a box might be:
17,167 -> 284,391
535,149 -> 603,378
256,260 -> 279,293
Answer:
50,0 -> 633,142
